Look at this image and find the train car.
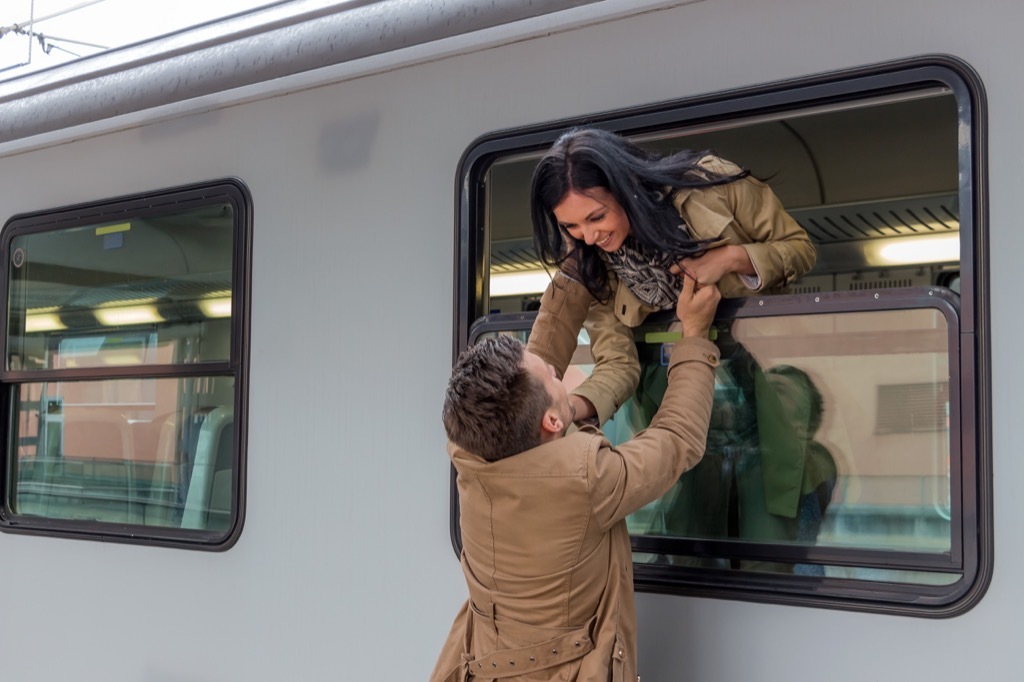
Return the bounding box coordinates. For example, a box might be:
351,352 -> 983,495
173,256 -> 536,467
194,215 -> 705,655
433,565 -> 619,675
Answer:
0,0 -> 1015,680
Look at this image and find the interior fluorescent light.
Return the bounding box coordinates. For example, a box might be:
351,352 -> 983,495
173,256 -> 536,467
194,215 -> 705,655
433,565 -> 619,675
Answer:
98,354 -> 144,366
867,233 -> 959,266
25,313 -> 66,333
199,297 -> 232,318
490,269 -> 552,297
94,305 -> 164,326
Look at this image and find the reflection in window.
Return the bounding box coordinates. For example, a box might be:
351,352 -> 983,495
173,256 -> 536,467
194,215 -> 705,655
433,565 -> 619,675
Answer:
6,202 -> 234,371
12,379 -> 234,531
579,307 -> 954,566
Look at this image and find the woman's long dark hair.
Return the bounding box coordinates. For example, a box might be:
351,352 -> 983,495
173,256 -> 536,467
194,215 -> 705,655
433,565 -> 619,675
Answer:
530,127 -> 749,300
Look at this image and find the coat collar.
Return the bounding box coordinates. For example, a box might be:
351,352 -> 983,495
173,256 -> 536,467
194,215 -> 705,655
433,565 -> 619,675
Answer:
448,433 -> 594,474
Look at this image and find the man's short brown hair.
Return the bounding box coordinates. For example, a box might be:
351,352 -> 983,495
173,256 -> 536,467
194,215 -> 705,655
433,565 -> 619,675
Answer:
442,335 -> 552,461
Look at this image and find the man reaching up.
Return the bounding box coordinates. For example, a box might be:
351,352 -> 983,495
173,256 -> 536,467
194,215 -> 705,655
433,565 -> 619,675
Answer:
432,274 -> 720,682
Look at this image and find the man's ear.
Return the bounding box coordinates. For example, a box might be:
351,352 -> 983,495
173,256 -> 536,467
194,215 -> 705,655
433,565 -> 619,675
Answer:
540,408 -> 565,436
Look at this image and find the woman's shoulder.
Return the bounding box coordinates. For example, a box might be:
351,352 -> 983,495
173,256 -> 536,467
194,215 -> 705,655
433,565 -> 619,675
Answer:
668,154 -> 747,206
694,153 -> 744,177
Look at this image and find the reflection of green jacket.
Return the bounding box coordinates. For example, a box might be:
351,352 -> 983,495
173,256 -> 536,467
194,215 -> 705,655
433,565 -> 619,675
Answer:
756,368 -> 837,518
528,156 -> 816,424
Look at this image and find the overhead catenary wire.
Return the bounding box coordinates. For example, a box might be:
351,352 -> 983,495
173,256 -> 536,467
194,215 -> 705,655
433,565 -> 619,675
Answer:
4,0 -> 109,32
0,0 -> 110,69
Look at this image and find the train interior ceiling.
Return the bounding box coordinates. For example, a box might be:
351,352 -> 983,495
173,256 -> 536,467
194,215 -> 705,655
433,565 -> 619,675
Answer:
486,87 -> 959,312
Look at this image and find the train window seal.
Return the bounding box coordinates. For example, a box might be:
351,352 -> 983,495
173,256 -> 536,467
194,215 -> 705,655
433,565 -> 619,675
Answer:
0,179 -> 252,551
452,55 -> 990,617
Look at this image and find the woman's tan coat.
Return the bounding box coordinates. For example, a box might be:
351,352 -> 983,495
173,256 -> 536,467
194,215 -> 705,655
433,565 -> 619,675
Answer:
431,338 -> 720,681
528,156 -> 816,424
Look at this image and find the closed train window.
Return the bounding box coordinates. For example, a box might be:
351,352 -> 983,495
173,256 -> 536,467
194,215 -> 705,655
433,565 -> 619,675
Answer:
0,181 -> 251,549
454,58 -> 989,615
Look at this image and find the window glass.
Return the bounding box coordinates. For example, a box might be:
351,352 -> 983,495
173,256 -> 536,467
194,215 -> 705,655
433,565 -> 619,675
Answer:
1,182 -> 248,548
11,378 -> 234,531
7,203 -> 234,370
619,308 -> 952,556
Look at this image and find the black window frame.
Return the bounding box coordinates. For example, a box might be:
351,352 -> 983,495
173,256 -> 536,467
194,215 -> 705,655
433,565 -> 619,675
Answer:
452,55 -> 990,617
0,179 -> 252,551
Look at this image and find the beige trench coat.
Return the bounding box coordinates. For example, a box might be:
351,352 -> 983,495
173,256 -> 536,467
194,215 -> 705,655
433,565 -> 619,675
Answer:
528,156 -> 816,424
431,338 -> 720,681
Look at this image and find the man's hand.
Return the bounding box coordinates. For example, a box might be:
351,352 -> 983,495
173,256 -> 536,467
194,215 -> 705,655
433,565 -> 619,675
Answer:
676,271 -> 721,339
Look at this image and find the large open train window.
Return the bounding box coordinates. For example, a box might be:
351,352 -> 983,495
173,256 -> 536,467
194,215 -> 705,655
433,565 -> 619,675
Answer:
0,180 -> 251,549
454,57 -> 989,615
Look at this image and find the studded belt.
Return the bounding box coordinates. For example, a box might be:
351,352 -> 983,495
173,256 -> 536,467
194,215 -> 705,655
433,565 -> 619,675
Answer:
465,617 -> 595,679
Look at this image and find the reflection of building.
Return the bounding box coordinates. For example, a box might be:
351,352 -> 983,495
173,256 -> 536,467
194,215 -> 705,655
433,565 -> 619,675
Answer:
734,309 -> 953,555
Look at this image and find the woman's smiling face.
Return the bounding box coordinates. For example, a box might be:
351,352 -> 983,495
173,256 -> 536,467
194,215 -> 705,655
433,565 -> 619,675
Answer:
553,187 -> 631,252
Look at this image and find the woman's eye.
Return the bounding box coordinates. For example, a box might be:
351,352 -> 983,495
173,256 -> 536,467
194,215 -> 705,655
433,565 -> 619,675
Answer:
591,214 -> 605,223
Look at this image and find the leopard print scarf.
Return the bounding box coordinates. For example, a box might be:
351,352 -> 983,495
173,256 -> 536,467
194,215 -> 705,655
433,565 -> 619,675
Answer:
602,235 -> 683,311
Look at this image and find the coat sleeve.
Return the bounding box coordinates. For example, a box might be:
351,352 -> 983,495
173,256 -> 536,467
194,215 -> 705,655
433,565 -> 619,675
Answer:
588,337 -> 719,530
526,272 -> 591,376
728,174 -> 816,291
574,295 -> 641,424
527,272 -> 640,425
693,156 -> 817,292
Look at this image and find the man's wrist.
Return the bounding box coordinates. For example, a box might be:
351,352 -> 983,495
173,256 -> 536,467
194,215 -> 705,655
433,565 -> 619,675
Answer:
569,394 -> 599,426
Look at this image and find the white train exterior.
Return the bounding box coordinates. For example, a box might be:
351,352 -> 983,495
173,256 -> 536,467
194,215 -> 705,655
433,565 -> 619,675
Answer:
0,1 -> 1016,680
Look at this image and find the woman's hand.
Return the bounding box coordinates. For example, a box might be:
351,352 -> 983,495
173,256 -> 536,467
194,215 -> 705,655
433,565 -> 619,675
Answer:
670,245 -> 754,285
